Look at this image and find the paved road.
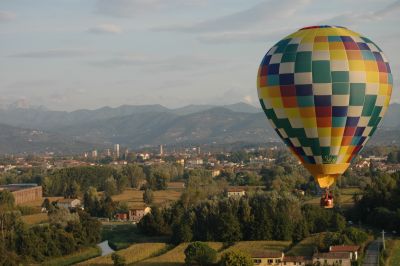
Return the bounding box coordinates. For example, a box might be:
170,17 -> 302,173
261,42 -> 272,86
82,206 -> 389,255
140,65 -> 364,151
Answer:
363,238 -> 381,266
98,240 -> 114,256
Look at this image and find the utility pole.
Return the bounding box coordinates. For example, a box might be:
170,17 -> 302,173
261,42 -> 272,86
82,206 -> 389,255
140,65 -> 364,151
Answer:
382,230 -> 385,250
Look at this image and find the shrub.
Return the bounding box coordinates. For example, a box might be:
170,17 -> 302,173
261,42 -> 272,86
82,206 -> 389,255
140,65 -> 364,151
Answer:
219,250 -> 253,266
184,242 -> 217,266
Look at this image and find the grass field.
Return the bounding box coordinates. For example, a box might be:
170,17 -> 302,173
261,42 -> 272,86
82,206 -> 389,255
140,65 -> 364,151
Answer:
222,240 -> 291,255
78,243 -> 169,265
286,235 -> 318,256
102,224 -> 168,250
42,246 -> 101,266
135,242 -> 224,266
385,239 -> 400,266
21,212 -> 48,225
111,189 -> 181,208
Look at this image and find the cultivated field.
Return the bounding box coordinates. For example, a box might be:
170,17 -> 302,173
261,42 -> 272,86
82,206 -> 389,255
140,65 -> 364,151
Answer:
135,242 -> 224,266
286,235 -> 318,256
111,188 -> 181,208
78,243 -> 168,265
222,240 -> 291,255
42,246 -> 101,266
21,212 -> 48,225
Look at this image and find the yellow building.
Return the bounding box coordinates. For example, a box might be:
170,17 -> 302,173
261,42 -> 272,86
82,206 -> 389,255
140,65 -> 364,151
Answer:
251,251 -> 284,266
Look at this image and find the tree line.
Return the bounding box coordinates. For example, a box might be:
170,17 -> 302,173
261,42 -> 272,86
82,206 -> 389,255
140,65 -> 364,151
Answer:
0,190 -> 101,265
138,192 -> 347,244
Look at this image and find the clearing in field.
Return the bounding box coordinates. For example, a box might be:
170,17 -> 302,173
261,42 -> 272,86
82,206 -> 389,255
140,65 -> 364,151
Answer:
286,235 -> 319,257
111,188 -> 181,208
222,240 -> 291,255
135,242 -> 224,266
77,242 -> 168,265
21,212 -> 48,225
41,246 -> 101,266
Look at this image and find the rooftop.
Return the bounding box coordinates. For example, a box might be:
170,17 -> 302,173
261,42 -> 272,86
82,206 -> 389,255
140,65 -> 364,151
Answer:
250,251 -> 283,258
330,245 -> 360,252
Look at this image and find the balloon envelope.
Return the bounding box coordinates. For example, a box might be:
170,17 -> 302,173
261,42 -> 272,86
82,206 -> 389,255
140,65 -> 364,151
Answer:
257,25 -> 392,188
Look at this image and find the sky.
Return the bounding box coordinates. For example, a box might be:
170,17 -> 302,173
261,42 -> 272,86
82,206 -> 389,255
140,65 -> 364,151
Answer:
0,0 -> 399,111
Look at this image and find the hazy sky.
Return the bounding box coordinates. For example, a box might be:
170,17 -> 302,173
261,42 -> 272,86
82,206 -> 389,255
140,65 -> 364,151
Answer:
1,0 -> 399,111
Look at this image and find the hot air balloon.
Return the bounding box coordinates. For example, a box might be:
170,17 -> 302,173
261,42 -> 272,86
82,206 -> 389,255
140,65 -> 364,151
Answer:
257,25 -> 392,208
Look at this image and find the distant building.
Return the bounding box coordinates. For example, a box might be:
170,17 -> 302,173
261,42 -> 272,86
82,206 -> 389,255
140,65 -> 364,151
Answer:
0,184 -> 42,205
211,169 -> 221,177
251,251 -> 283,266
114,144 -> 120,158
160,144 -> 164,156
167,182 -> 185,190
282,256 -> 309,265
129,206 -> 151,223
57,198 -> 82,209
313,252 -> 351,266
227,187 -> 246,198
92,150 -> 98,158
114,213 -> 128,221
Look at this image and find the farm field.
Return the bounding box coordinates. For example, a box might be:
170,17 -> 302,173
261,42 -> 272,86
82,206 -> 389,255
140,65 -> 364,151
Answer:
111,188 -> 181,208
42,246 -> 101,266
222,240 -> 290,255
135,242 -> 224,266
78,243 -> 168,265
286,235 -> 318,256
386,239 -> 400,266
21,212 -> 48,225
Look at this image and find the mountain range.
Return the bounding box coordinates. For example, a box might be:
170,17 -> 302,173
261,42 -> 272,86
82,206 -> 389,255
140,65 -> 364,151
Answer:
0,102 -> 398,154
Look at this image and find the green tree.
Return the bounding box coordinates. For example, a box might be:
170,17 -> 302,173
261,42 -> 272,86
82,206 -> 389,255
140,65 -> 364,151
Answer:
184,242 -> 217,266
219,250 -> 253,266
111,253 -> 126,266
104,177 -> 118,196
0,190 -> 15,209
143,188 -> 154,204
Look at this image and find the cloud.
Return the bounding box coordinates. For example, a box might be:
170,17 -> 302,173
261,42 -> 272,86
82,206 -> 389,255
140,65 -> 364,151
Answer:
153,0 -> 312,33
0,11 -> 16,22
197,29 -> 289,44
91,54 -> 226,72
321,0 -> 400,25
9,49 -> 93,59
95,0 -> 207,17
88,24 -> 123,34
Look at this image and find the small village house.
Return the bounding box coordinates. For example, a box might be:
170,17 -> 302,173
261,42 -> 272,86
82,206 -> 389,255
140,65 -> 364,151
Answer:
251,251 -> 284,266
227,187 -> 246,198
329,245 -> 360,261
129,206 -> 151,223
57,198 -> 82,209
313,252 -> 351,266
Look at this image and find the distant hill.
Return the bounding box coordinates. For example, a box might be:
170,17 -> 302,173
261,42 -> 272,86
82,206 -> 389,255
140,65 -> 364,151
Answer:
0,124 -> 97,154
0,102 -> 398,153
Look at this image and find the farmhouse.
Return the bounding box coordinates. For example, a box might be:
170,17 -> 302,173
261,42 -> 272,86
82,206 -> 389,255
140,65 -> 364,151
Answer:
329,245 -> 360,261
227,187 -> 246,198
129,206 -> 151,223
251,251 -> 284,266
56,198 -> 82,209
313,252 -> 351,266
0,183 -> 42,205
